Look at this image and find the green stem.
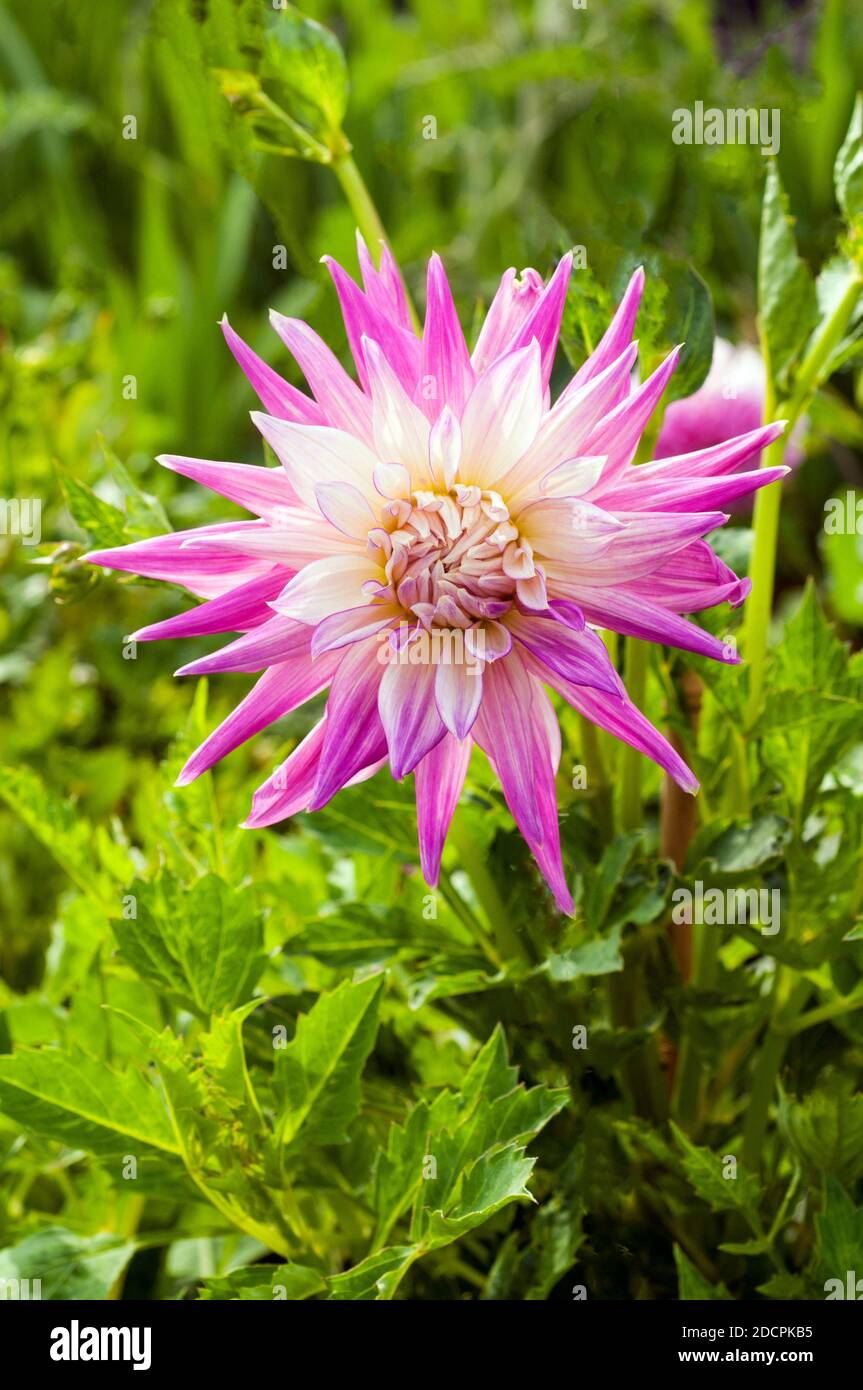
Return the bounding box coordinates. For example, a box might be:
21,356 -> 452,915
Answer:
438,868 -> 502,970
673,923 -> 720,1126
331,151 -> 421,332
607,960 -> 668,1122
620,638 -> 648,831
742,428 -> 783,726
785,272 -> 863,422
741,974 -> 810,1171
744,272 -> 863,724
783,984 -> 863,1038
578,714 -> 613,841
449,814 -> 531,963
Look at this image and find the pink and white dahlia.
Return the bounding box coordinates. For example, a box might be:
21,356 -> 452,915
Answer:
87,240 -> 787,913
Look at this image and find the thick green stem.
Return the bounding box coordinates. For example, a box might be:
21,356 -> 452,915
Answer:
741,974 -> 810,1170
579,714 -> 613,841
607,965 -> 668,1122
620,637 -> 648,831
449,814 -> 531,964
673,923 -> 719,1126
744,272 -> 863,723
742,438 -> 784,726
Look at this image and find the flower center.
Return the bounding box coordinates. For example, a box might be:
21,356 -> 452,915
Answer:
365,486 -> 544,635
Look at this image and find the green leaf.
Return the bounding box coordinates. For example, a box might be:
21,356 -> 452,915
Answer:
327,1245 -> 421,1301
57,468 -> 129,548
100,442 -> 171,540
198,1263 -> 325,1301
835,94 -> 863,223
371,1100 -> 432,1251
114,875 -> 265,1016
758,584 -> 863,808
757,1272 -> 809,1299
262,7 -> 348,140
0,1046 -> 182,1174
778,1079 -> 863,1184
758,161 -> 818,390
691,814 -> 790,877
461,1024 -> 519,1104
815,1179 -> 863,1288
371,1027 -> 566,1264
543,923 -> 624,981
274,974 -> 384,1150
670,1122 -> 762,1225
0,764 -> 125,912
423,1142 -> 537,1247
662,264 -> 715,404
0,1228 -> 136,1300
673,1246 -> 732,1300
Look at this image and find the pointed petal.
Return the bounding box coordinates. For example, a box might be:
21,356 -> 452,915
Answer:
501,342 -> 638,499
569,266 -> 644,390
324,255 -> 421,395
460,341 -> 543,490
554,581 -> 739,662
129,569 -> 289,642
220,316 -> 324,424
543,509 -> 728,585
362,335 -> 432,486
472,652 -> 573,913
311,603 -> 400,657
428,406 -> 462,490
174,614 -> 310,676
309,637 -> 389,809
418,253 -> 475,419
268,311 -> 374,442
506,611 -> 621,694
244,719 -> 328,828
581,347 -> 681,479
415,735 -> 472,886
176,653 -> 337,785
315,480 -> 376,539
618,540 -> 748,612
379,657 -> 447,779
471,267 -> 545,374
506,252 -> 573,388
597,464 -> 788,515
85,523 -> 275,598
434,659 -> 483,738
593,422 -> 787,506
158,454 -> 300,517
356,231 -> 415,333
252,414 -> 381,510
517,496 -> 624,562
181,512 -> 362,565
523,649 -> 698,794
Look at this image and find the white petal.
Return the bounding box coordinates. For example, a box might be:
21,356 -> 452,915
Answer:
252,414 -> 380,511
315,481 -> 376,539
270,554 -> 381,623
459,341 -> 543,490
428,406 -> 462,490
362,335 -> 432,487
434,660 -> 483,739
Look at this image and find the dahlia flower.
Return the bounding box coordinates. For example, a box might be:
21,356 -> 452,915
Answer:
86,240 -> 788,913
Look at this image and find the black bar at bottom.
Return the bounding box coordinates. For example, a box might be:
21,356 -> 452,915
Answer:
3,1297 -> 858,1375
